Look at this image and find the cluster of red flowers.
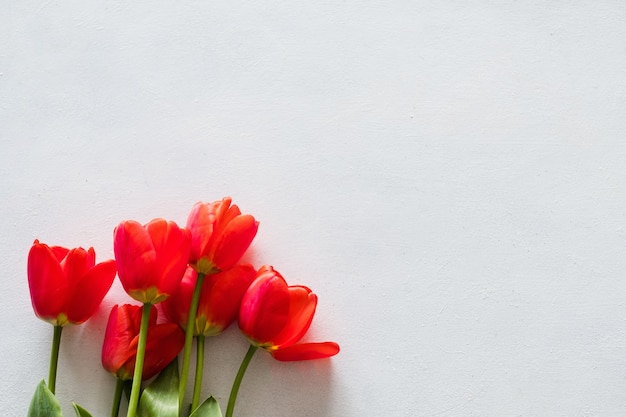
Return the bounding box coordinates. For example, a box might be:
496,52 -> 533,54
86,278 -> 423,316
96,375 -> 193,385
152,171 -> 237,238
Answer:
27,197 -> 339,417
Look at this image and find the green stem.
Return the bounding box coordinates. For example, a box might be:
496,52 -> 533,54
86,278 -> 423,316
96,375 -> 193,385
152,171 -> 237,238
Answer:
48,325 -> 63,394
111,378 -> 125,417
126,302 -> 152,417
190,335 -> 205,412
225,345 -> 258,417
179,272 -> 205,416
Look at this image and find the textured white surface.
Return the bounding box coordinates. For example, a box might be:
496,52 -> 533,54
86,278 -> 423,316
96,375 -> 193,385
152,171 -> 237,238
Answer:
2,1 -> 626,416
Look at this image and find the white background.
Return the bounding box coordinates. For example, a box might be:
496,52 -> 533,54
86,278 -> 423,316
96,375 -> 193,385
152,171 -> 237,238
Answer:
2,1 -> 626,416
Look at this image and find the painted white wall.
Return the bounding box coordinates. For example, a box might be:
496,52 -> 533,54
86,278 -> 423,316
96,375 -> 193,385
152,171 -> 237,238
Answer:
2,1 -> 626,416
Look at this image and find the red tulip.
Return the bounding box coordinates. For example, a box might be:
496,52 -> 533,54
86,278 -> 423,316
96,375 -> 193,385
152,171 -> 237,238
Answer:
238,265 -> 340,361
101,304 -> 185,380
162,264 -> 257,337
187,198 -> 258,274
113,219 -> 191,304
27,240 -> 116,326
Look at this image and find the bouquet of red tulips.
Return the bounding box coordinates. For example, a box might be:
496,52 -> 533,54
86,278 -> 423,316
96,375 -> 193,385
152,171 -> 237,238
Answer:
27,197 -> 339,417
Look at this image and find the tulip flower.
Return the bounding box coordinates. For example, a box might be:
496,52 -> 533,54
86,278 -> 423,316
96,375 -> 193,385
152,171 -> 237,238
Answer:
178,198 -> 257,412
102,304 -> 184,381
113,218 -> 191,304
238,265 -> 339,360
28,240 -> 116,326
226,265 -> 339,417
27,240 -> 116,394
113,218 -> 190,417
162,264 -> 257,337
187,198 -> 258,274
102,304 -> 184,417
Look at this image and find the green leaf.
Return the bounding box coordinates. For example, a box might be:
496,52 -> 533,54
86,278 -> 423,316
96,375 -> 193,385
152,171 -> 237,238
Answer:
27,380 -> 64,417
189,396 -> 222,417
72,403 -> 93,417
138,358 -> 179,417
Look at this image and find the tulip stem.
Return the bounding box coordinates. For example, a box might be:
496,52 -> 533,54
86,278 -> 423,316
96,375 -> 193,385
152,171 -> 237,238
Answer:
225,344 -> 258,417
48,325 -> 63,394
191,335 -> 205,412
179,272 -> 205,416
110,378 -> 124,417
126,302 -> 152,417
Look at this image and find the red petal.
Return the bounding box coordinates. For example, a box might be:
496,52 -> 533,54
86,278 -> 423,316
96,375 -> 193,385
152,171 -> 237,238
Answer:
65,259 -> 116,324
210,197 -> 235,238
101,304 -> 159,378
211,215 -> 258,271
50,245 -> 70,262
161,266 -> 195,329
238,267 -> 290,343
148,219 -> 190,298
271,286 -> 317,348
271,342 -> 340,361
28,241 -> 67,321
197,264 -> 256,335
114,221 -> 157,293
187,202 -> 214,262
141,323 -> 185,379
59,247 -> 92,290
221,202 -> 242,224
101,305 -> 137,374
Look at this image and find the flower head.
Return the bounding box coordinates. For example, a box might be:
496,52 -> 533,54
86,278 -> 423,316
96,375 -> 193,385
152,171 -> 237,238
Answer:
163,264 -> 256,337
101,304 -> 185,380
114,218 -> 191,304
27,240 -> 116,326
238,265 -> 339,361
187,198 -> 258,274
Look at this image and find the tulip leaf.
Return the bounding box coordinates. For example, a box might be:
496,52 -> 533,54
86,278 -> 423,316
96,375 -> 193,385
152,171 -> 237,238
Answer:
189,396 -> 222,417
27,380 -> 64,417
72,403 -> 93,417
138,358 -> 179,417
